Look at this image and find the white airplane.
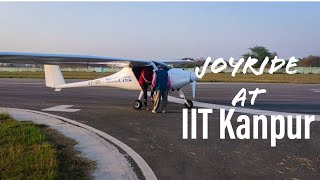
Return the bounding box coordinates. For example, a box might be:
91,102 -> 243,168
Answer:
0,52 -> 199,109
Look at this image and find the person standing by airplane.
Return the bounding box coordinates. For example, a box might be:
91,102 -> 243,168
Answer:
151,65 -> 171,113
139,66 -> 154,110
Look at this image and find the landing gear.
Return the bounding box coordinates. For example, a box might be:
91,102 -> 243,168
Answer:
133,90 -> 144,110
179,89 -> 194,109
133,100 -> 142,109
184,100 -> 193,109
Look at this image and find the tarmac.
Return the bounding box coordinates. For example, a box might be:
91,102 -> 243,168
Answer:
0,78 -> 320,179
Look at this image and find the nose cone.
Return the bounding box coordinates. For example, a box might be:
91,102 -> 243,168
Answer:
190,72 -> 199,82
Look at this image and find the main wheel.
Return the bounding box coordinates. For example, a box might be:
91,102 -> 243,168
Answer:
133,100 -> 142,109
184,100 -> 193,109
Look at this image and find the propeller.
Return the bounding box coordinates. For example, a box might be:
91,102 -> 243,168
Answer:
188,59 -> 199,101
190,71 -> 199,100
192,80 -> 196,100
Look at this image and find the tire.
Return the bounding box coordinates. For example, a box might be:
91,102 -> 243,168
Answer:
184,100 -> 193,109
133,100 -> 142,109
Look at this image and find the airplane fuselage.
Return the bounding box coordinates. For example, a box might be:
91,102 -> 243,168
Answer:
55,66 -> 197,91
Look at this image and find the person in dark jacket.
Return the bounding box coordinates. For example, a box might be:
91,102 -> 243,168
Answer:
151,65 -> 171,113
139,66 -> 153,110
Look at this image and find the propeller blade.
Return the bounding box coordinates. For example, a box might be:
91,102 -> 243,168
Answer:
192,80 -> 196,100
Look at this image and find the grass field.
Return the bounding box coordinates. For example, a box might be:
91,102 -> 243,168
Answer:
0,71 -> 319,84
201,73 -> 320,84
0,71 -> 110,79
0,113 -> 94,179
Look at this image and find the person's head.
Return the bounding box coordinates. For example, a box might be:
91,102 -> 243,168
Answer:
157,65 -> 164,70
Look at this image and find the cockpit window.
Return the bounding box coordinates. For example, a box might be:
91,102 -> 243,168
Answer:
153,61 -> 172,71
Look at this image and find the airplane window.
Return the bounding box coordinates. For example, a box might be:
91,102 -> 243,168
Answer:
153,62 -> 172,71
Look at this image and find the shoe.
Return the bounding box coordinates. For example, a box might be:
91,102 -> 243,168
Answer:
152,110 -> 157,113
146,107 -> 149,111
162,110 -> 166,113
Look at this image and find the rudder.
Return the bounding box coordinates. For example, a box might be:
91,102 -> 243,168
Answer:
44,65 -> 65,88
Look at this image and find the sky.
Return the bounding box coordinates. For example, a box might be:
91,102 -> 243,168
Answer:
0,2 -> 319,60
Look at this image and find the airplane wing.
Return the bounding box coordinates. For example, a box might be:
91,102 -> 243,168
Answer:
157,59 -> 194,64
0,52 -> 192,66
0,52 -> 147,66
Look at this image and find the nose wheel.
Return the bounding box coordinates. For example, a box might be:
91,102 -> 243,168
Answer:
133,99 -> 142,109
178,89 -> 194,109
184,100 -> 193,109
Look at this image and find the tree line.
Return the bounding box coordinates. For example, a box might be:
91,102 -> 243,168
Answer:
179,46 -> 320,68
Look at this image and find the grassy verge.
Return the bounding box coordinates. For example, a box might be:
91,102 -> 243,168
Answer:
201,73 -> 320,84
0,113 -> 94,179
0,71 -> 319,84
0,71 -> 112,79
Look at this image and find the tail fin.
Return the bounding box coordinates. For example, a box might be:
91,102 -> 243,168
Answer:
44,65 -> 65,89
